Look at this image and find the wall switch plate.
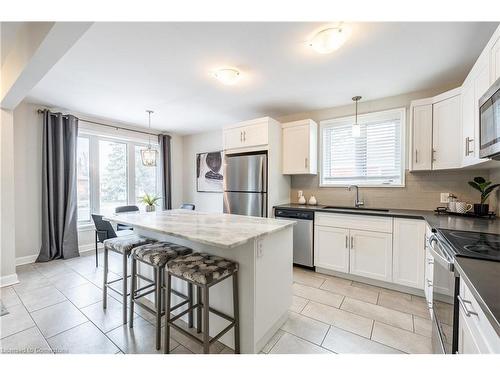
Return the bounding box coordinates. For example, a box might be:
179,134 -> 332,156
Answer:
440,193 -> 451,203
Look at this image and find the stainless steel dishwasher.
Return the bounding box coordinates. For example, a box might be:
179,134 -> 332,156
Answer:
275,208 -> 314,268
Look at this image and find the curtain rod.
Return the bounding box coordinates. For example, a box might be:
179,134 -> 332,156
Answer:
37,109 -> 161,137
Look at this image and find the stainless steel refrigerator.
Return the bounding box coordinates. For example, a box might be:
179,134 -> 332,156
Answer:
223,152 -> 267,217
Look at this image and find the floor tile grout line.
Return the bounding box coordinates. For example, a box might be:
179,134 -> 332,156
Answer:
276,329 -> 334,354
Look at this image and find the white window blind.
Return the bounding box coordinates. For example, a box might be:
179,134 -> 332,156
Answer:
320,108 -> 405,187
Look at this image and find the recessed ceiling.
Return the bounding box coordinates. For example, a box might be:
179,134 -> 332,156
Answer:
27,22 -> 498,134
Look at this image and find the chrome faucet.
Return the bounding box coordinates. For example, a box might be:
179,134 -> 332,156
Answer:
348,185 -> 364,208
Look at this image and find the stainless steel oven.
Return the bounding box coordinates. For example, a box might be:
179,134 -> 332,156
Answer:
479,76 -> 500,159
428,234 -> 459,354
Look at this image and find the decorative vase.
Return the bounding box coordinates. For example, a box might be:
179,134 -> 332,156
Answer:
298,190 -> 306,205
473,203 -> 489,216
145,205 -> 156,212
308,195 -> 317,205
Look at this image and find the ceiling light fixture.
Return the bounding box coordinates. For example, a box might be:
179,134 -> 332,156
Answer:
141,110 -> 158,167
213,68 -> 241,85
309,26 -> 350,54
352,96 -> 362,138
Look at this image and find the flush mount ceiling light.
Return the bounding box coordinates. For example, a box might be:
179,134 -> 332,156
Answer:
309,26 -> 350,54
141,110 -> 158,167
352,96 -> 362,138
213,68 -> 241,85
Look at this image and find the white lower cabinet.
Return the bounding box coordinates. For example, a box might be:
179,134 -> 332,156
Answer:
458,308 -> 481,354
349,230 -> 393,282
393,218 -> 426,289
314,226 -> 349,273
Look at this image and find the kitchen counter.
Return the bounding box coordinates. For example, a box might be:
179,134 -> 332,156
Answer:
454,257 -> 500,336
274,204 -> 500,234
106,209 -> 293,353
106,209 -> 294,249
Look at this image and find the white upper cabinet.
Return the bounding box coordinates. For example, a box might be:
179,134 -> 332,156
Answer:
491,34 -> 500,83
410,104 -> 433,171
392,218 -> 425,289
282,119 -> 318,175
223,117 -> 270,151
432,92 -> 462,170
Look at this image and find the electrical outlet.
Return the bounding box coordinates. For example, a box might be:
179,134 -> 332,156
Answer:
440,193 -> 451,203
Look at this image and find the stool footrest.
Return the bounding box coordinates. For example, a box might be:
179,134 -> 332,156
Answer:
107,283 -> 130,297
210,321 -> 235,344
169,321 -> 204,346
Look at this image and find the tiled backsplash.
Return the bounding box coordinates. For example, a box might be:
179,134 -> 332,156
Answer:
291,170 -> 498,212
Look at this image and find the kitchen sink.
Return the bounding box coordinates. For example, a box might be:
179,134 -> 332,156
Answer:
322,206 -> 390,212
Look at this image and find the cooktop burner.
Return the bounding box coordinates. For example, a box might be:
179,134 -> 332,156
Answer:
439,229 -> 500,262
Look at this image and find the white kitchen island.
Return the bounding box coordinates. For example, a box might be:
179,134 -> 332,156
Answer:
106,209 -> 294,354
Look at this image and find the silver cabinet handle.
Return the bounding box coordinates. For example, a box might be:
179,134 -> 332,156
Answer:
467,138 -> 474,155
243,131 -> 246,141
240,131 -> 243,142
432,149 -> 437,162
457,295 -> 478,317
426,279 -> 433,287
305,158 -> 308,169
350,236 -> 354,249
465,137 -> 469,156
345,235 -> 348,249
427,258 -> 434,265
415,149 -> 418,164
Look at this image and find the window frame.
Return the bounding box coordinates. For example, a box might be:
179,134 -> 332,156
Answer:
319,107 -> 406,188
77,132 -> 161,227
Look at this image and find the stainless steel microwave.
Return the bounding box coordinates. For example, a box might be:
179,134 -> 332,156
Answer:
479,77 -> 500,159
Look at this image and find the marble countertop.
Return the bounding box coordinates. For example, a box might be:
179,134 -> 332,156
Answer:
105,209 -> 294,249
274,204 -> 500,234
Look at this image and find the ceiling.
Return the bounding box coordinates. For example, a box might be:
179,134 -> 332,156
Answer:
26,22 -> 498,135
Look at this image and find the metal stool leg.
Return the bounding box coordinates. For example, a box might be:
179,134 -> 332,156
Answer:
95,231 -> 99,268
188,283 -> 193,328
233,271 -> 240,354
196,286 -> 202,333
129,257 -> 137,328
202,286 -> 210,354
103,246 -> 108,309
122,252 -> 128,324
163,272 -> 172,354
155,266 -> 162,350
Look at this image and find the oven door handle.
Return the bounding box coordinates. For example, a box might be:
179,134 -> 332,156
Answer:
428,236 -> 454,272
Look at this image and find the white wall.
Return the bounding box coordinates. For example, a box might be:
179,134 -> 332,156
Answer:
1,108 -> 18,286
181,129 -> 223,213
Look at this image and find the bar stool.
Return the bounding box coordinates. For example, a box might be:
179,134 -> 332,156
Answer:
103,234 -> 156,324
129,242 -> 193,350
163,253 -> 240,354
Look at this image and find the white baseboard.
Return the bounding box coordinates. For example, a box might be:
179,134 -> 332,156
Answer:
15,243 -> 102,266
16,254 -> 38,266
0,273 -> 19,287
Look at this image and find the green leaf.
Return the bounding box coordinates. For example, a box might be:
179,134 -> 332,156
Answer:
474,176 -> 486,184
468,181 -> 482,192
483,184 -> 500,196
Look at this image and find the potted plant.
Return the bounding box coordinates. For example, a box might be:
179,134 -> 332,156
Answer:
468,177 -> 500,216
141,193 -> 162,212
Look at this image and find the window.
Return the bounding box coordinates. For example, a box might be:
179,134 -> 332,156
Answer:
76,137 -> 90,222
135,145 -> 158,209
99,140 -> 128,216
76,134 -> 160,223
320,108 -> 405,187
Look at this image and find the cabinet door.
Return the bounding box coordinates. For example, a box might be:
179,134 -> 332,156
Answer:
241,122 -> 268,148
461,80 -> 477,166
491,36 -> 500,83
411,104 -> 433,170
458,308 -> 481,354
314,225 -> 349,273
432,95 -> 462,170
283,124 -> 310,174
393,218 -> 425,289
349,230 -> 392,282
223,127 -> 244,150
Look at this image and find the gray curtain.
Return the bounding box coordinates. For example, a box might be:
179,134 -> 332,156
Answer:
37,110 -> 79,262
159,134 -> 172,210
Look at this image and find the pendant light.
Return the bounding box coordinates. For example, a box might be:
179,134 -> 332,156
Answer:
352,96 -> 362,138
141,110 -> 158,167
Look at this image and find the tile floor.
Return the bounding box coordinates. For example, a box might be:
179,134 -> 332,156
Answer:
0,252 -> 432,354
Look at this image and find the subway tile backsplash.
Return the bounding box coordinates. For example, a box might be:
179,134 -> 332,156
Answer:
291,170 -> 498,212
